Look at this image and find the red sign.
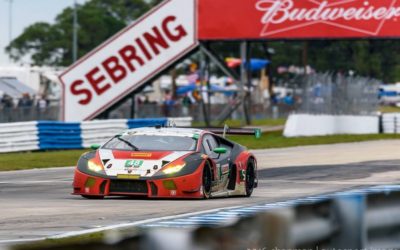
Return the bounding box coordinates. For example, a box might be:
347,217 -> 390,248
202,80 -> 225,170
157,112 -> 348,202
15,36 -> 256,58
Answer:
198,0 -> 400,40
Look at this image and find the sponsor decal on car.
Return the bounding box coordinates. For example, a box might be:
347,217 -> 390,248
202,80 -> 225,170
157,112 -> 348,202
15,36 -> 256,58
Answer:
131,152 -> 152,158
125,160 -> 144,168
221,164 -> 229,174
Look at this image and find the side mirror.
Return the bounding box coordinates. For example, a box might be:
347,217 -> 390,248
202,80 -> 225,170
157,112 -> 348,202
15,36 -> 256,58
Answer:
90,144 -> 101,150
213,147 -> 227,154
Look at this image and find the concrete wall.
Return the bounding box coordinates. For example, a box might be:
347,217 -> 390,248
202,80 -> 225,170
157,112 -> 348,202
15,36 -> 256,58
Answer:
284,114 -> 379,137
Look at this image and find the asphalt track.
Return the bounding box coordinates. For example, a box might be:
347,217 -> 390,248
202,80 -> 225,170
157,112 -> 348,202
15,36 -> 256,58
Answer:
1,140 -> 400,244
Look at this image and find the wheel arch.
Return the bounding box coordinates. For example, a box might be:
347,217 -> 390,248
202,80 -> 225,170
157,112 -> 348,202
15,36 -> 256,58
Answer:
203,157 -> 216,181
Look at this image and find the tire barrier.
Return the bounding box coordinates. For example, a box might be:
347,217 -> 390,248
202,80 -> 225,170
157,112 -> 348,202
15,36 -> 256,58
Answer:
0,121 -> 39,153
0,117 -> 192,153
38,121 -> 82,150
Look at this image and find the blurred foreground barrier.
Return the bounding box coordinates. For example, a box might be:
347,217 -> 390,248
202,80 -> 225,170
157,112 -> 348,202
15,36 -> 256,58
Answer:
284,114 -> 379,137
12,188 -> 400,250
0,117 -> 192,153
191,192 -> 400,249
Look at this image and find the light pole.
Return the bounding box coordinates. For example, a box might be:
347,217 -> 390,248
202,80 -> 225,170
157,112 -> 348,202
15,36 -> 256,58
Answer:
8,0 -> 13,62
72,0 -> 78,63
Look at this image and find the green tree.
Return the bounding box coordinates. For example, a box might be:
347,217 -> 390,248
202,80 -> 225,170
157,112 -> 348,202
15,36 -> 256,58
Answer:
6,0 -> 400,83
269,40 -> 400,83
6,0 -> 158,66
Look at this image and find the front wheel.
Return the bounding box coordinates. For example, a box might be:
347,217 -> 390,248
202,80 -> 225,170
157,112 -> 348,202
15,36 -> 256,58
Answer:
201,161 -> 212,199
245,158 -> 256,197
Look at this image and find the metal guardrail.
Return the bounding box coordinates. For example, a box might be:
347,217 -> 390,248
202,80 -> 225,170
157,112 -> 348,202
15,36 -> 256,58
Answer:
11,186 -> 400,250
193,188 -> 400,249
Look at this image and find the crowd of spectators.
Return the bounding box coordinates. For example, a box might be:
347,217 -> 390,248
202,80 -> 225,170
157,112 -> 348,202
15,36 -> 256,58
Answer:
0,93 -> 48,110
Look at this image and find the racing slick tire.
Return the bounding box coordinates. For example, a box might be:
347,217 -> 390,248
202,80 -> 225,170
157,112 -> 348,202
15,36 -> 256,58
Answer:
81,195 -> 104,199
245,158 -> 256,197
202,161 -> 212,199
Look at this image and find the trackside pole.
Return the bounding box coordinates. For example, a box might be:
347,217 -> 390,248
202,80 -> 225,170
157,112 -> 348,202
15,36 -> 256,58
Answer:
130,92 -> 136,119
240,41 -> 251,125
200,47 -> 210,126
245,41 -> 252,125
205,45 -> 212,125
198,43 -> 247,125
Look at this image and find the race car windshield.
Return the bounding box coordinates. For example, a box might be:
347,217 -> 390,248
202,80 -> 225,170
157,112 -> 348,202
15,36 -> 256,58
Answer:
102,135 -> 197,151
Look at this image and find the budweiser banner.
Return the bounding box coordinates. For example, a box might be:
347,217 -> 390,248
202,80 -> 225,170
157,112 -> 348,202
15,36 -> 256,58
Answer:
198,0 -> 400,40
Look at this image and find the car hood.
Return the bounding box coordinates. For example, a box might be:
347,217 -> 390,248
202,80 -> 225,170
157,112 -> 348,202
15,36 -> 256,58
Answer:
98,149 -> 191,177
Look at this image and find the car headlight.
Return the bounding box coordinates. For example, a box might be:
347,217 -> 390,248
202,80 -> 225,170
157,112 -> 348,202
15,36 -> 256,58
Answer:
88,160 -> 104,173
77,152 -> 106,176
152,153 -> 205,179
162,163 -> 186,174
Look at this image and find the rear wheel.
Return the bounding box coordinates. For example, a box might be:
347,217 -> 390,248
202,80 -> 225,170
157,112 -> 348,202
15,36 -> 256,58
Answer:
245,158 -> 256,197
202,161 -> 212,199
81,195 -> 104,199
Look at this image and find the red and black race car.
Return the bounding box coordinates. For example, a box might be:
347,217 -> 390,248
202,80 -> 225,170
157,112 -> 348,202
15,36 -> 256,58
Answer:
72,127 -> 260,199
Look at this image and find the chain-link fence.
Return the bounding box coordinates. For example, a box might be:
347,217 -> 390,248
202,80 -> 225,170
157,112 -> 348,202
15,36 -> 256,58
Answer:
109,103 -> 295,122
0,106 -> 60,123
0,103 -> 294,123
292,73 -> 380,115
2,72 -> 377,123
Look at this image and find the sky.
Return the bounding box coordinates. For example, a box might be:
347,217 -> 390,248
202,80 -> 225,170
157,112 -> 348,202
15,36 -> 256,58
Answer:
0,0 -> 87,66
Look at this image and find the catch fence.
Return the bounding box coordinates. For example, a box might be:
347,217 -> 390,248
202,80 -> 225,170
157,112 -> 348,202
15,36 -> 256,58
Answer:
291,73 -> 380,116
0,103 -> 295,123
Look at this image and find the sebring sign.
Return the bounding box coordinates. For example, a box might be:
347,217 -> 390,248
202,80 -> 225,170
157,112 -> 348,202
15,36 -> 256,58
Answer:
59,0 -> 197,121
60,0 -> 400,121
198,0 -> 400,39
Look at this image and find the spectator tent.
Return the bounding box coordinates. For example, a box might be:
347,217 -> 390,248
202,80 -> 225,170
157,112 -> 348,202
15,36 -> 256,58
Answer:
0,77 -> 36,99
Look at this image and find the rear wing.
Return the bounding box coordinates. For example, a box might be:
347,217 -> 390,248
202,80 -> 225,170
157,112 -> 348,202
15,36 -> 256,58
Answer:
182,125 -> 262,139
207,127 -> 261,139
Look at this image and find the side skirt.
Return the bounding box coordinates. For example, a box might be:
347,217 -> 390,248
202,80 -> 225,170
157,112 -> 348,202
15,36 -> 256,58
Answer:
210,183 -> 246,198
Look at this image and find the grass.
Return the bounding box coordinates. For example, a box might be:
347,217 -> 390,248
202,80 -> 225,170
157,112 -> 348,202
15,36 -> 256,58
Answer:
0,149 -> 88,171
12,232 -> 105,250
379,105 -> 400,113
12,228 -> 143,250
228,131 -> 400,149
2,131 -> 400,171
